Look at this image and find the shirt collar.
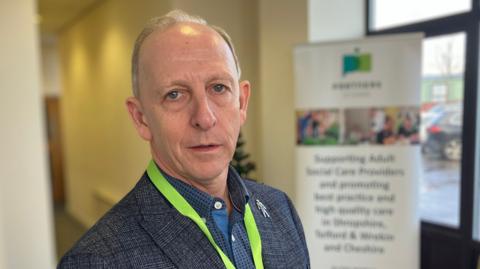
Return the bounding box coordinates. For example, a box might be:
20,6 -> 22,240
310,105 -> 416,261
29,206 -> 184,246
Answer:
226,166 -> 250,213
159,166 -> 250,218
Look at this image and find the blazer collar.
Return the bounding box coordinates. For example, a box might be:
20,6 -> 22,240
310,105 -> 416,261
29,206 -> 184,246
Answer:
133,173 -> 295,268
133,174 -> 226,269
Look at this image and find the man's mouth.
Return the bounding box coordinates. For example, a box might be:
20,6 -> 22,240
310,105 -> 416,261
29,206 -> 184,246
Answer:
189,144 -> 221,152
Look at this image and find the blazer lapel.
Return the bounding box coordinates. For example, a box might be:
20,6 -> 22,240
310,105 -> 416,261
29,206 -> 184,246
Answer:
134,175 -> 225,269
250,195 -> 288,268
249,190 -> 310,268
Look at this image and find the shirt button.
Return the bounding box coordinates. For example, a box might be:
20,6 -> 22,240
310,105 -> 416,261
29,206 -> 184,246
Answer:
231,235 -> 236,242
214,201 -> 222,210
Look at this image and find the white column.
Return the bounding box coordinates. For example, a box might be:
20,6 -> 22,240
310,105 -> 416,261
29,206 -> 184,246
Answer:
0,0 -> 56,268
308,0 -> 365,42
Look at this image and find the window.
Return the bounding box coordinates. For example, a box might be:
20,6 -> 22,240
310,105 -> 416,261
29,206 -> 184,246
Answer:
368,1 -> 480,268
370,0 -> 471,30
431,84 -> 447,102
420,33 -> 465,227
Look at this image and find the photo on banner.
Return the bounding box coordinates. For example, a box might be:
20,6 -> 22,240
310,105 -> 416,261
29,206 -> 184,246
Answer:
297,107 -> 420,146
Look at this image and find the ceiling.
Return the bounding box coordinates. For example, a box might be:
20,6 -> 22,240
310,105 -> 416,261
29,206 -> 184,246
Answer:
37,0 -> 103,34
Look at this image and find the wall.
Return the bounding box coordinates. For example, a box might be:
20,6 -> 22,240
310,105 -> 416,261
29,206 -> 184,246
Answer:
0,203 -> 5,269
60,0 -> 172,227
172,0 -> 260,179
258,0 -> 309,198
257,0 -> 364,200
60,0 -> 260,227
0,0 -> 56,268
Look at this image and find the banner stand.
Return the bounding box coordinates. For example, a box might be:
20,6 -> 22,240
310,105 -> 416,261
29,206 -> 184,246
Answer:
294,33 -> 422,269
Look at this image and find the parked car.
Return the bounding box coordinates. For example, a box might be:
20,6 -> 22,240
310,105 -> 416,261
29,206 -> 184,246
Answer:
420,102 -> 462,143
423,110 -> 462,161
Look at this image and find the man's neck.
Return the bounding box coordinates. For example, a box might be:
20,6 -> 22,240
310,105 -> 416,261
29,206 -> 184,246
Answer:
187,177 -> 232,214
153,159 -> 233,213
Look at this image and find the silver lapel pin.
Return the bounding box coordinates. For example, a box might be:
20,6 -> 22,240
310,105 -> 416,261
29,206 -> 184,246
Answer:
255,199 -> 270,218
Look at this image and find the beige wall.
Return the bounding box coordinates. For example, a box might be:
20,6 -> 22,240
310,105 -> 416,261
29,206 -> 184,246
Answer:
256,0 -> 364,201
60,0 -> 260,227
0,204 -> 5,269
0,0 -> 56,267
258,0 -> 308,199
60,0 -> 173,226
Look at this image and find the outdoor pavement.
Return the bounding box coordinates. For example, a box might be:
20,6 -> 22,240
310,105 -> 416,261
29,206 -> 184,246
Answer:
419,153 -> 460,227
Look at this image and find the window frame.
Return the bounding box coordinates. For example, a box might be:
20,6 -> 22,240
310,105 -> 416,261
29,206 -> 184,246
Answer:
366,1 -> 480,268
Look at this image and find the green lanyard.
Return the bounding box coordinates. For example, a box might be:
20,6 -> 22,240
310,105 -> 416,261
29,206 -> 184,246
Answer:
146,160 -> 264,269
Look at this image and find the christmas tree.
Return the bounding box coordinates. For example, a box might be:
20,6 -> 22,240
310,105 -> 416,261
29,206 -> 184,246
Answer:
231,132 -> 256,179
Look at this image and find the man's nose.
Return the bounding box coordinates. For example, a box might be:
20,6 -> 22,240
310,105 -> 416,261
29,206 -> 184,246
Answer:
190,94 -> 217,130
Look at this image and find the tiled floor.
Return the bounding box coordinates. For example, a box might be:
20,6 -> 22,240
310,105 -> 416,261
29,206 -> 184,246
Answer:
54,205 -> 87,261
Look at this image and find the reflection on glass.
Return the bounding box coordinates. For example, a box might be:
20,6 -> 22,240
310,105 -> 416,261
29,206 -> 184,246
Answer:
419,33 -> 465,227
370,0 -> 471,30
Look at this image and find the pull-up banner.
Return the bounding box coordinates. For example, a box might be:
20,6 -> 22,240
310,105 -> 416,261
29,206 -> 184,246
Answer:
294,33 -> 422,269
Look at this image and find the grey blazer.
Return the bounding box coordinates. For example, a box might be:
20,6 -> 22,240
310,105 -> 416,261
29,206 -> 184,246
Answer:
58,174 -> 310,268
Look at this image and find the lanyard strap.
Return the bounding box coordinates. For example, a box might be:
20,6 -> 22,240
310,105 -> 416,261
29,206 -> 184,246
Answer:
146,160 -> 264,269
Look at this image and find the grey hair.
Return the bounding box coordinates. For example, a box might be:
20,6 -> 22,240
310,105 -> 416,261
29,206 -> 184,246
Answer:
131,9 -> 242,97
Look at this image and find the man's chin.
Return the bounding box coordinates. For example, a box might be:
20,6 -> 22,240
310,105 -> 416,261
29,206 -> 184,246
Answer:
187,164 -> 229,183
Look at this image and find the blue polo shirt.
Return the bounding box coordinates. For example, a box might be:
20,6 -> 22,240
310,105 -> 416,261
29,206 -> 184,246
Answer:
161,167 -> 255,269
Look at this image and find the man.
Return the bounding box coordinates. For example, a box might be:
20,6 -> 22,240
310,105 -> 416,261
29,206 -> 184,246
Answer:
376,116 -> 396,145
398,114 -> 419,144
59,10 -> 309,269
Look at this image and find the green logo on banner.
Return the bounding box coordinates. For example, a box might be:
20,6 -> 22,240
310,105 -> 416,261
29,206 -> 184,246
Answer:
343,50 -> 371,75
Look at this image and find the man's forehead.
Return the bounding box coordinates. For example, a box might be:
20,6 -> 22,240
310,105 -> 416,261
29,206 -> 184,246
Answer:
141,23 -> 232,64
142,22 -> 225,56
138,22 -> 237,79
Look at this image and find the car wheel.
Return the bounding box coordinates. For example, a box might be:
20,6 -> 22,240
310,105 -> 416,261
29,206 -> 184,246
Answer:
443,139 -> 462,161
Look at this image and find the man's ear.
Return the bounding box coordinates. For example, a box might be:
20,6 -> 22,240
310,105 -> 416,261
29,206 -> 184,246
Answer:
126,97 -> 152,141
238,80 -> 251,125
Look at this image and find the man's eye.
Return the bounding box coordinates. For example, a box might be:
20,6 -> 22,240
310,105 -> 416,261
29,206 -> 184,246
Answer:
166,90 -> 181,100
212,84 -> 227,93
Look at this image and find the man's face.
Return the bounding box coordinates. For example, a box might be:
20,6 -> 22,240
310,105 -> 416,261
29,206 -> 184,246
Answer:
127,23 -> 250,184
